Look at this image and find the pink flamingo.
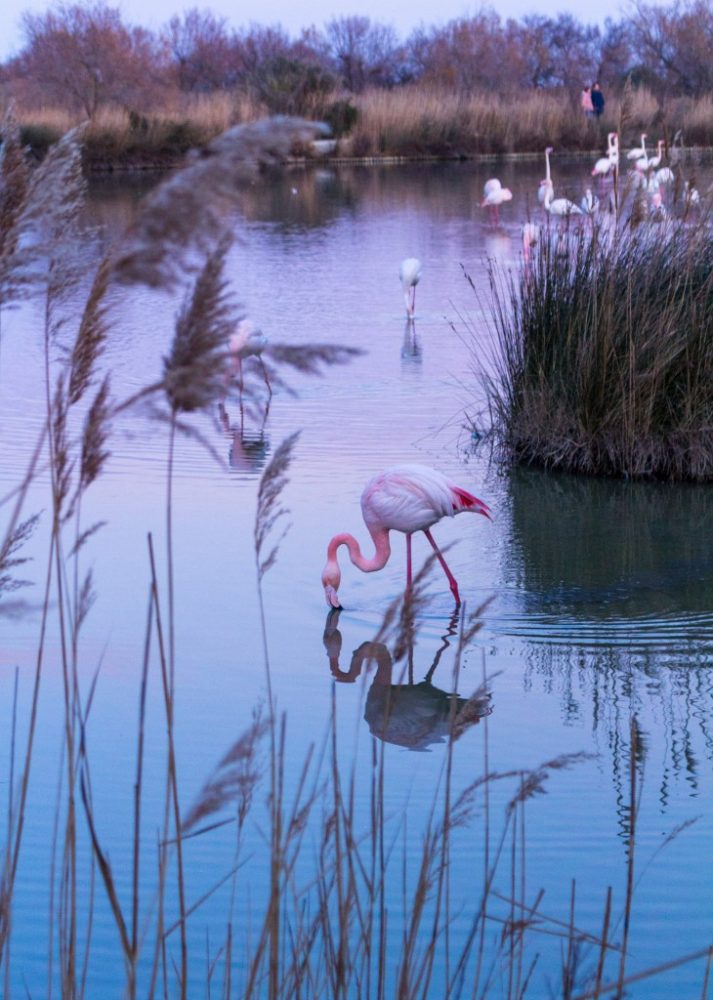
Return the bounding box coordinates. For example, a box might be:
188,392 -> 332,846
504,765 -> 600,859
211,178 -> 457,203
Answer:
321,464 -> 492,609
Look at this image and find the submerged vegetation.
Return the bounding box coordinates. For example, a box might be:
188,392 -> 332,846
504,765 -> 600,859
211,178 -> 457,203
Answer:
477,208 -> 713,481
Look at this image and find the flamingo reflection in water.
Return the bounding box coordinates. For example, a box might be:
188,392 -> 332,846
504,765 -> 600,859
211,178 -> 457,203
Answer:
323,609 -> 492,750
218,402 -> 270,475
401,318 -> 422,366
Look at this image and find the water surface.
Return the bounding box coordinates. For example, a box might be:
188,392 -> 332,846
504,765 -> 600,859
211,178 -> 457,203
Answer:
1,157 -> 712,997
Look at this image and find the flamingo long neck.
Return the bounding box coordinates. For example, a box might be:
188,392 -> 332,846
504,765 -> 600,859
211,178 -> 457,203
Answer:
328,527 -> 391,574
545,149 -> 551,183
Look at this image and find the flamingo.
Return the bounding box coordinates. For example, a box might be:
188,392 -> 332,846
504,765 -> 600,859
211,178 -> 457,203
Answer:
228,319 -> 271,399
627,133 -> 648,162
321,464 -> 492,609
537,146 -> 553,206
481,181 -> 512,223
648,139 -> 665,169
542,180 -> 582,220
399,258 -> 422,317
592,133 -> 618,178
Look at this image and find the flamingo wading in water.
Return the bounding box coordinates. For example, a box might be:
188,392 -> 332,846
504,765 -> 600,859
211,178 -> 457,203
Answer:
321,464 -> 492,609
399,258 -> 422,317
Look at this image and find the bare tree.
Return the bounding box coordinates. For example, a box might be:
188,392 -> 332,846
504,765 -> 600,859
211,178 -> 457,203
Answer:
18,2 -> 166,116
324,16 -> 400,91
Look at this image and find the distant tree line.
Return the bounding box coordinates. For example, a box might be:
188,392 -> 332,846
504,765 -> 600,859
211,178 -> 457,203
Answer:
1,0 -> 711,120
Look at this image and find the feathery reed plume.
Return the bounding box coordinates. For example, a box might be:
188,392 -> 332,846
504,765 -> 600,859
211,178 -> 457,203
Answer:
182,709 -> 269,835
78,377 -> 112,493
51,376 -> 74,520
163,236 -> 238,415
111,117 -> 327,290
68,257 -> 112,405
0,108 -> 30,267
263,343 -> 362,388
0,513 -> 40,602
505,753 -> 595,816
254,431 -> 299,580
22,128 -> 87,327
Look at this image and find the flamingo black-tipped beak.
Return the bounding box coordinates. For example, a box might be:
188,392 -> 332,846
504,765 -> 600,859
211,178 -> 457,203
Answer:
324,584 -> 343,610
477,499 -> 494,520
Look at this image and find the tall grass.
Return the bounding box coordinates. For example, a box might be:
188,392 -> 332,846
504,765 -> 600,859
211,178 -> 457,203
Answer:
475,208 -> 713,481
9,85 -> 713,167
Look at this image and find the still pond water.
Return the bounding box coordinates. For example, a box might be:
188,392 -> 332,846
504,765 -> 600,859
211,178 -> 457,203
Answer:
1,157 -> 713,997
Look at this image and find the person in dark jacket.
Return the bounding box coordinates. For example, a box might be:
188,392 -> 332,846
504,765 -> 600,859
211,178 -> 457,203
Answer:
591,82 -> 605,117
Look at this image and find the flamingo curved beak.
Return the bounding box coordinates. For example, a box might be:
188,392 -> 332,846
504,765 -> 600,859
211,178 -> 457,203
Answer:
477,499 -> 493,520
324,584 -> 342,609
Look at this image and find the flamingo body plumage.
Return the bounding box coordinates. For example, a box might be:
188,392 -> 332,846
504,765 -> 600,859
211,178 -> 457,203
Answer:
399,257 -> 422,317
321,464 -> 491,609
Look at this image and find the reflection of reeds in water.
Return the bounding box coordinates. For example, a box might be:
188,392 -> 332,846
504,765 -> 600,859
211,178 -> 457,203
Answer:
1,118 -> 710,998
505,465 -> 713,803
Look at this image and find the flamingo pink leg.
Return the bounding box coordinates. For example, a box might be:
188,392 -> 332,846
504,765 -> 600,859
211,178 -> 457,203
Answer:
406,533 -> 413,591
423,528 -> 461,605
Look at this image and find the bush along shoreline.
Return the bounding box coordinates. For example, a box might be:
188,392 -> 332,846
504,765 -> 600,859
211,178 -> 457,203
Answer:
9,86 -> 713,171
476,209 -> 713,482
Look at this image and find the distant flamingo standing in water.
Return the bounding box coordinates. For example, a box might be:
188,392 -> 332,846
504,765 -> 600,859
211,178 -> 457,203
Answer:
321,464 -> 492,608
399,258 -> 422,317
228,319 -> 271,399
592,133 -> 618,178
538,147 -> 553,206
481,179 -> 512,223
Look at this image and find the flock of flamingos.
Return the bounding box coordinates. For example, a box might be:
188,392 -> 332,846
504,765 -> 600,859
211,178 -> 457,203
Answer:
231,133 -> 706,613
480,132 -> 701,227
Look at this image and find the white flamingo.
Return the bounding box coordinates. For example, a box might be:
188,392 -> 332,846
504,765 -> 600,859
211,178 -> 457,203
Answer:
481,182 -> 512,222
399,258 -> 422,317
542,180 -> 582,220
627,133 -> 648,162
538,146 -> 553,206
592,133 -> 618,178
648,139 -> 665,169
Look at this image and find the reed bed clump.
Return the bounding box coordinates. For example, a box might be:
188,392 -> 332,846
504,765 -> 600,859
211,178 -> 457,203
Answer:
476,210 -> 713,480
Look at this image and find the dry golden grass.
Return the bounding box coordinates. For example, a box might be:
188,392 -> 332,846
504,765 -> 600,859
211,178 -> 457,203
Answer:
10,84 -> 713,166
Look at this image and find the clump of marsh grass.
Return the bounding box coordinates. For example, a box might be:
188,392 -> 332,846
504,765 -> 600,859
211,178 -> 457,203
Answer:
476,212 -> 713,481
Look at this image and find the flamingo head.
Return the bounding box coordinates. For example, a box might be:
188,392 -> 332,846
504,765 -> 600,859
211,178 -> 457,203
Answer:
545,146 -> 553,155
321,559 -> 342,609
